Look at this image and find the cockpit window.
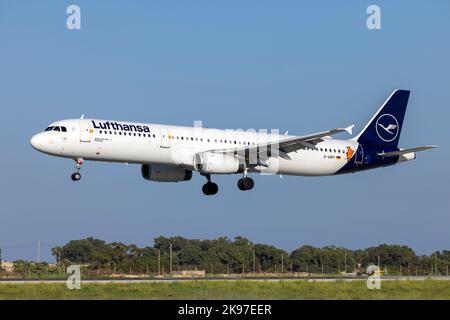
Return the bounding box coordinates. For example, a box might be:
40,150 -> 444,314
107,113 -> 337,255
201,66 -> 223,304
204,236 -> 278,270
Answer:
44,126 -> 67,132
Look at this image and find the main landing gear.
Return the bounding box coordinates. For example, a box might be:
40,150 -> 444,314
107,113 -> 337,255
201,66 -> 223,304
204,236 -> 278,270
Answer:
237,176 -> 254,191
202,174 -> 218,196
71,158 -> 83,181
201,173 -> 255,195
237,168 -> 254,191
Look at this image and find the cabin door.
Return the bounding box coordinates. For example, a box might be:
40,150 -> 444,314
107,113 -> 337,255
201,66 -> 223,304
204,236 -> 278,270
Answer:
160,128 -> 170,148
354,144 -> 364,164
79,121 -> 92,142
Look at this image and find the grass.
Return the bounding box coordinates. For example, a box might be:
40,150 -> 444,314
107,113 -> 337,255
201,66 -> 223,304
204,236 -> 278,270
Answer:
0,280 -> 449,300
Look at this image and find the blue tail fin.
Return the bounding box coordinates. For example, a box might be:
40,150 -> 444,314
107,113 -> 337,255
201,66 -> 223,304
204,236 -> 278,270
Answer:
354,89 -> 410,149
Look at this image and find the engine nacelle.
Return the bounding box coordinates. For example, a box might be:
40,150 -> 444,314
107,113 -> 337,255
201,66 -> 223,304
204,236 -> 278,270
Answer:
141,164 -> 192,182
397,152 -> 416,163
194,152 -> 244,174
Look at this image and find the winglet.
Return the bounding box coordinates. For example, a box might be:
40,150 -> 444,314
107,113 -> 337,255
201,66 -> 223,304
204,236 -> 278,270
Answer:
80,114 -> 85,120
345,124 -> 355,135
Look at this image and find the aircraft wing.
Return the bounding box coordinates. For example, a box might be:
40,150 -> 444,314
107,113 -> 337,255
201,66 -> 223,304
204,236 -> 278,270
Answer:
378,145 -> 438,157
208,124 -> 355,160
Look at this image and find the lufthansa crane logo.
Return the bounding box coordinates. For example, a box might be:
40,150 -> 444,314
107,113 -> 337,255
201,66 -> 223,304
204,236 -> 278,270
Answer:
375,114 -> 399,142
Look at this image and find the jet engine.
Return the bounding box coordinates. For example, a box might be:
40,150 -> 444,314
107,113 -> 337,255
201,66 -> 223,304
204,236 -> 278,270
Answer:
141,164 -> 192,182
194,152 -> 244,174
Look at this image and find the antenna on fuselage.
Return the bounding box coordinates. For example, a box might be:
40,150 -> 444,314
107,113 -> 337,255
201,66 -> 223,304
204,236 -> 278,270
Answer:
80,114 -> 85,119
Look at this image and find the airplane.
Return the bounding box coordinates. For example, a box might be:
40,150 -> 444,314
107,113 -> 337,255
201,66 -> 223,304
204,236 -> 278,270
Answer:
30,89 -> 436,195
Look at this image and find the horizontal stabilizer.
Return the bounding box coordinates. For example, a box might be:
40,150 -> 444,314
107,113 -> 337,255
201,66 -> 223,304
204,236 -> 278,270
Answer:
378,145 -> 438,157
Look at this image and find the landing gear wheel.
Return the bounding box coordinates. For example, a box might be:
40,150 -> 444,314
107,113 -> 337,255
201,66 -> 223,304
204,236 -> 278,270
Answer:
71,172 -> 81,181
71,158 -> 83,182
238,177 -> 254,191
202,182 -> 218,196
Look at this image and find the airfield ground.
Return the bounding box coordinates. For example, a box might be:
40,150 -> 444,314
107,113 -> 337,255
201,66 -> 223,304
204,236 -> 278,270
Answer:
0,279 -> 449,299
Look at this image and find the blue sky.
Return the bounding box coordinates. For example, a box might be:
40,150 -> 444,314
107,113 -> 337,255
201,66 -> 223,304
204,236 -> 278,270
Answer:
0,1 -> 449,261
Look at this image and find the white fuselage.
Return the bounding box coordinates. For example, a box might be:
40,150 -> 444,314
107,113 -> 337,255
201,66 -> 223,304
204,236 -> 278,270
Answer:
30,118 -> 359,176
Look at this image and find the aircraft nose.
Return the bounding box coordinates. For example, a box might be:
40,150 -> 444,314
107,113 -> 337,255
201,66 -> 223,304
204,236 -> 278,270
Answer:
30,133 -> 45,151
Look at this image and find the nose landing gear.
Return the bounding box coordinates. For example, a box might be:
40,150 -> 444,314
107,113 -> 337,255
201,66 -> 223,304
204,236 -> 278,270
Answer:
71,158 -> 83,181
202,174 -> 218,196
